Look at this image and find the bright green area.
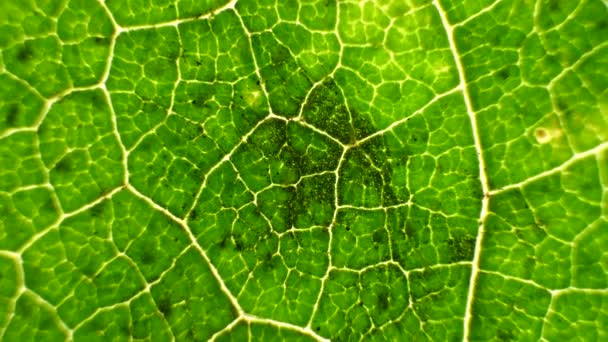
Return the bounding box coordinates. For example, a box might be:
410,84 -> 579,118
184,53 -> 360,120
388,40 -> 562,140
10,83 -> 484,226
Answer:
0,0 -> 606,341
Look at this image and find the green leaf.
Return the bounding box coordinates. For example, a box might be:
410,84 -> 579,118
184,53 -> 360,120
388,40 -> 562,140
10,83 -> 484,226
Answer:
1,0 -> 606,340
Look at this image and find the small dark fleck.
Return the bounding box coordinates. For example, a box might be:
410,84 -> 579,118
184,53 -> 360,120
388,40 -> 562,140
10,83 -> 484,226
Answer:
17,45 -> 33,62
189,207 -> 200,221
54,157 -> 73,173
556,100 -> 567,111
6,104 -> 20,126
497,68 -> 510,80
94,36 -> 109,45
141,250 -> 155,264
157,297 -> 172,317
547,0 -> 560,12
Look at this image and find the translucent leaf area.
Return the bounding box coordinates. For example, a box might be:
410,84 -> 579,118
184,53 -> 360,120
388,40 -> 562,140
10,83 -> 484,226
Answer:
1,0 -> 607,341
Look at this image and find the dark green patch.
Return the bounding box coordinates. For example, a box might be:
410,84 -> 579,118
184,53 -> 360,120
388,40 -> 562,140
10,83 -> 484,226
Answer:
595,18 -> 608,30
251,118 -> 287,156
54,156 -> 73,173
352,110 -> 377,140
497,329 -> 516,341
190,92 -> 212,108
119,320 -> 132,336
405,224 -> 415,240
303,78 -> 355,144
17,45 -> 34,63
81,264 -> 97,278
376,290 -> 389,310
189,209 -> 198,221
447,235 -> 476,261
293,174 -> 335,227
218,236 -> 228,249
89,201 -> 106,218
496,68 -> 511,80
157,296 -> 172,317
186,329 -> 196,340
547,0 -> 560,12
141,250 -> 156,264
5,104 -> 20,126
93,36 -> 110,45
372,230 -> 385,244
555,100 -> 569,112
90,91 -> 107,109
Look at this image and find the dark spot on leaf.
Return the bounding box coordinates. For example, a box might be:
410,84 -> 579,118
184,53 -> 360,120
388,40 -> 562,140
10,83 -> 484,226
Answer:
383,184 -> 400,206
94,36 -> 109,45
497,329 -> 515,341
157,297 -> 172,317
191,168 -> 204,180
141,250 -> 155,264
264,251 -> 274,263
372,230 -> 385,244
547,0 -> 560,12
189,209 -> 198,221
447,236 -> 476,261
6,104 -> 20,126
186,329 -> 196,340
17,45 -> 33,63
90,91 -> 106,108
405,224 -> 415,239
82,264 -> 96,277
497,68 -> 510,80
54,157 -> 73,173
377,291 -> 389,310
119,320 -> 131,336
392,252 -> 403,264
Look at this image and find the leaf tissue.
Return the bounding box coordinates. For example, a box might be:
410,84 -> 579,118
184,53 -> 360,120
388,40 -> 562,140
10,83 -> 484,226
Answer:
0,0 -> 607,341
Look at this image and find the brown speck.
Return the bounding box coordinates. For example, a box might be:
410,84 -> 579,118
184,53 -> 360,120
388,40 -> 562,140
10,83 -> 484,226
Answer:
534,128 -> 550,144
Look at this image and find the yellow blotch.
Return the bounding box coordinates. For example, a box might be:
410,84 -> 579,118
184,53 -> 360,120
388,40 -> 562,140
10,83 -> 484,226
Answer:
245,90 -> 261,107
535,127 -> 562,144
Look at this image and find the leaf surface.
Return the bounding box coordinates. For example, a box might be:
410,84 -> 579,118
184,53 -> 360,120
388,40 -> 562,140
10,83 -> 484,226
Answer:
1,0 -> 607,340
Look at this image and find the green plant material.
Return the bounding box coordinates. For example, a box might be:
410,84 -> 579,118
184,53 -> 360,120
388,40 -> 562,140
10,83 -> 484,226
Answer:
1,0 -> 607,341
